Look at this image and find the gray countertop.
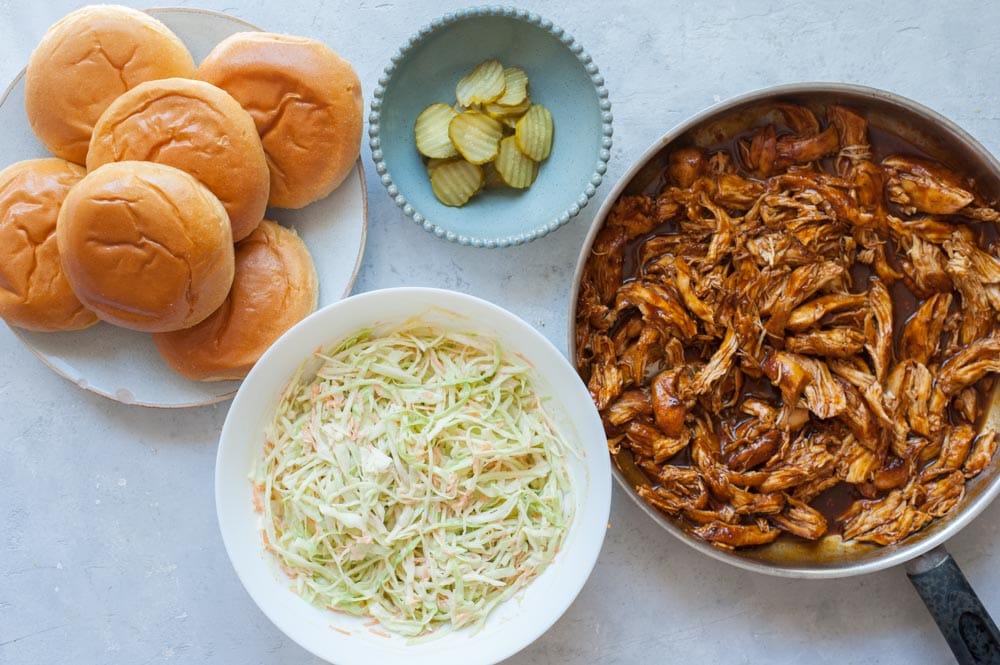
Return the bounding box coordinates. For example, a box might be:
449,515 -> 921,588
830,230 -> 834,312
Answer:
2,1 -> 999,663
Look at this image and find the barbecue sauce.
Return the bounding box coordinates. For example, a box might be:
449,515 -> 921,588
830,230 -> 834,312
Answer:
600,103 -> 1000,545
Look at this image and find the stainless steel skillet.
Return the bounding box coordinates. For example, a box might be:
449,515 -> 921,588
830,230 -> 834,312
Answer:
568,83 -> 1000,664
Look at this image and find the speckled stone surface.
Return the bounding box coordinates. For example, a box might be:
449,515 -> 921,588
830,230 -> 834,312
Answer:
2,1 -> 999,664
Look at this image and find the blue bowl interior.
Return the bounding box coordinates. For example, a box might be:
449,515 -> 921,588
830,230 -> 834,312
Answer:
379,15 -> 604,244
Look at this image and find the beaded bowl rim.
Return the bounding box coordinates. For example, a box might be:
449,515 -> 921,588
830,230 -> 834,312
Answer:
368,5 -> 614,248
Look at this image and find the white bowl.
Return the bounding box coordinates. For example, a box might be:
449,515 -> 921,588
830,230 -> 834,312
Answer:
216,287 -> 611,664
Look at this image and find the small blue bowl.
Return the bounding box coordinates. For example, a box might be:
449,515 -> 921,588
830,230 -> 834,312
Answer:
369,6 -> 613,248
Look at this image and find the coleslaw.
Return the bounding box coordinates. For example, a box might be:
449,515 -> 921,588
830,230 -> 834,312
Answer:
252,324 -> 578,637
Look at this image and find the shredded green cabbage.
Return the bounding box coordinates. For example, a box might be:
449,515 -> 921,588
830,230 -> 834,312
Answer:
252,324 -> 577,637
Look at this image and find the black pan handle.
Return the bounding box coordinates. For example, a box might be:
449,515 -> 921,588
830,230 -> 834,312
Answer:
905,546 -> 1000,664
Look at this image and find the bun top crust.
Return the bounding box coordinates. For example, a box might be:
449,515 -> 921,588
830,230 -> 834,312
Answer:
152,220 -> 318,381
195,32 -> 362,209
57,161 -> 235,333
24,5 -> 195,165
87,77 -> 269,242
0,158 -> 98,332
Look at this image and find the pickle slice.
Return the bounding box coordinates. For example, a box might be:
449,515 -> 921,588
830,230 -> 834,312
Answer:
414,103 -> 459,158
430,159 -> 483,206
494,67 -> 529,106
494,136 -> 538,189
448,111 -> 504,165
483,97 -> 532,120
415,61 -> 554,199
426,157 -> 458,177
515,105 -> 554,161
482,161 -> 505,189
455,59 -> 506,106
499,115 -> 520,130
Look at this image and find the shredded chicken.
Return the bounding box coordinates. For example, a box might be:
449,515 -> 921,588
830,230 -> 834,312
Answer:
576,103 -> 1000,549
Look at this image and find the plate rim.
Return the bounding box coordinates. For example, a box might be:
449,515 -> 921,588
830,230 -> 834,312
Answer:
1,6 -> 369,409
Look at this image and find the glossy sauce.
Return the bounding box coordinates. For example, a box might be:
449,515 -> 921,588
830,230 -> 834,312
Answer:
811,483 -> 862,535
610,106 -> 998,539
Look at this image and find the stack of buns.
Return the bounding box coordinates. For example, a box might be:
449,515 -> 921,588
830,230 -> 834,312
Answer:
0,4 -> 363,382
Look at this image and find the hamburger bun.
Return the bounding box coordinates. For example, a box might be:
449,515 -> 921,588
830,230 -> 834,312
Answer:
25,5 -> 195,165
195,32 -> 362,209
57,161 -> 235,333
0,159 -> 98,332
153,220 -> 318,381
87,78 -> 269,242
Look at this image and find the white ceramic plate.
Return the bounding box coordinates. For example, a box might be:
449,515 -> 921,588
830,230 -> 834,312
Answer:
0,8 -> 368,408
216,287 -> 611,665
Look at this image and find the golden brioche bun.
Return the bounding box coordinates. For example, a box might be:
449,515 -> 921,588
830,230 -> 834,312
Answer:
0,159 -> 98,332
195,32 -> 362,209
152,220 -> 318,381
24,5 -> 195,165
57,161 -> 235,333
87,78 -> 269,242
